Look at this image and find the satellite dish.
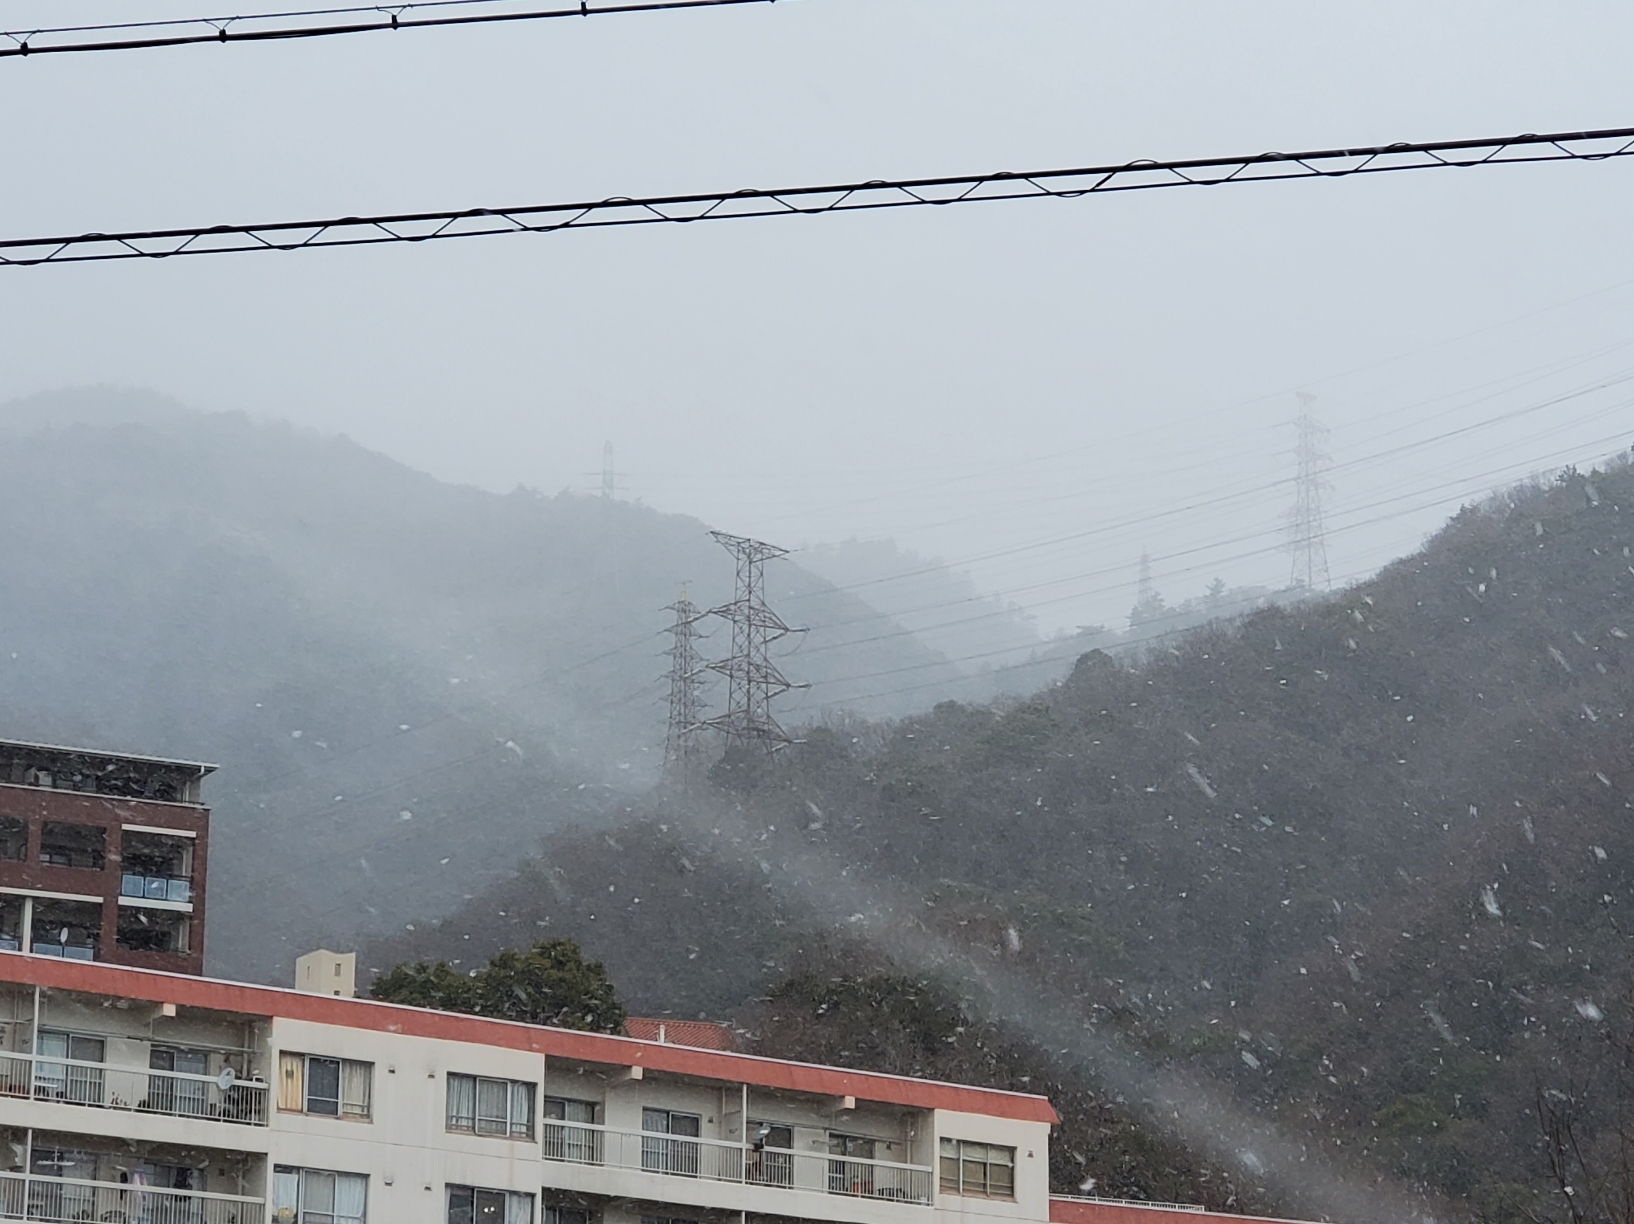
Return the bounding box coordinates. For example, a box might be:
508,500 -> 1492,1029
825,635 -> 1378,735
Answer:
216,1067 -> 237,1091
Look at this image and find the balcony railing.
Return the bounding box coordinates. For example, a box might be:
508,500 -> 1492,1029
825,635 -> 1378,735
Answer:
0,1052 -> 268,1126
121,875 -> 192,904
542,1122 -> 933,1205
0,1172 -> 262,1224
25,944 -> 94,961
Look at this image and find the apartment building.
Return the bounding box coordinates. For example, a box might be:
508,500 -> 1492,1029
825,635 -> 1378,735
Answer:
0,741 -> 212,975
0,952 -> 1321,1224
0,952 -> 1066,1224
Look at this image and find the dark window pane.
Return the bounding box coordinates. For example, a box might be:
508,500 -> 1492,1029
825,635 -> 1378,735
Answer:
39,822 -> 104,869
448,1187 -> 474,1224
306,1057 -> 341,1115
668,1113 -> 700,1138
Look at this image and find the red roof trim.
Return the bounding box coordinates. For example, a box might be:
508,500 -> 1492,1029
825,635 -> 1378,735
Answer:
1049,1197 -> 1319,1224
0,954 -> 1058,1124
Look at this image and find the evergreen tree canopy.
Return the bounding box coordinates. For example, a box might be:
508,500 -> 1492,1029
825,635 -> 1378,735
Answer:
371,938 -> 625,1033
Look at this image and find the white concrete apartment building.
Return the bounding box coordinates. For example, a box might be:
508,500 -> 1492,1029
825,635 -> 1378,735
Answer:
0,953 -> 1071,1224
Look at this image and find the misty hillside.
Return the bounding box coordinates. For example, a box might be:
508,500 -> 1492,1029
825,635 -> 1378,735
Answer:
0,387 -> 975,982
798,539 -> 1042,677
368,452 -> 1634,1221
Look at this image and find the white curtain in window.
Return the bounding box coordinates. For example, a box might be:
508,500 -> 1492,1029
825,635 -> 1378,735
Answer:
341,1062 -> 372,1118
447,1074 -> 476,1130
278,1053 -> 304,1112
272,1168 -> 300,1222
504,1193 -> 533,1224
333,1173 -> 367,1224
509,1084 -> 533,1136
303,1170 -> 337,1222
476,1078 -> 508,1134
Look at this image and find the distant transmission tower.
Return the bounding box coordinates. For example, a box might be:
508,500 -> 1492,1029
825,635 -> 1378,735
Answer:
1136,550 -> 1155,606
702,532 -> 806,750
1286,394 -> 1332,591
600,442 -> 616,499
662,586 -> 708,781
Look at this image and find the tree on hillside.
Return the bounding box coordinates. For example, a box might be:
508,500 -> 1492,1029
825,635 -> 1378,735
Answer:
371,938 -> 625,1033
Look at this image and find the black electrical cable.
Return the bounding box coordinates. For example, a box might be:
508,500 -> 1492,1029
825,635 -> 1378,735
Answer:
4,125 -> 1633,267
0,0 -> 785,59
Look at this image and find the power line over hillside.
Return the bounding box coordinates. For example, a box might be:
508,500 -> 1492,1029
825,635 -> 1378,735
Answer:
3,126 -> 1631,267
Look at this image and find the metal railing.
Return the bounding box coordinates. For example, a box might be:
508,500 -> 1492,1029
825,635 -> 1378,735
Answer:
541,1122 -> 933,1205
1048,1195 -> 1206,1214
0,1052 -> 267,1125
0,1173 -> 262,1224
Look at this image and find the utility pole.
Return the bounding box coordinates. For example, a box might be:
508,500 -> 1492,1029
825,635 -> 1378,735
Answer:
661,586 -> 708,783
1287,393 -> 1332,591
701,532 -> 805,751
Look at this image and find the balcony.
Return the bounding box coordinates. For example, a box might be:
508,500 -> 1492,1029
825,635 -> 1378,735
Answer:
120,876 -> 192,905
0,1172 -> 262,1224
542,1122 -> 933,1206
0,1052 -> 268,1126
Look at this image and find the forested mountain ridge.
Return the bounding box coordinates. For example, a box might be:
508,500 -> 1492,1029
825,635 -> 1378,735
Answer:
0,387 -> 972,982
371,454 -> 1634,1222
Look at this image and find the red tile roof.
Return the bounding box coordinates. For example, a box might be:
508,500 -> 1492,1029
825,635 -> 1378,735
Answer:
623,1017 -> 738,1051
0,953 -> 1057,1123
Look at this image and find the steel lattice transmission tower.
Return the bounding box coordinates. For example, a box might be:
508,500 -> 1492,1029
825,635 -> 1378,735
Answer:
702,532 -> 806,750
661,586 -> 708,781
1286,394 -> 1332,591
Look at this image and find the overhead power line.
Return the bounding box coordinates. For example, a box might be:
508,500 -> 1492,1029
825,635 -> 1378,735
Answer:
4,125 -> 1633,268
0,0 -> 784,59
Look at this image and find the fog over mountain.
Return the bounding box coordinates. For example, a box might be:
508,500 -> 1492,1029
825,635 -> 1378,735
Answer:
369,448 -> 1634,1223
0,387 -> 991,981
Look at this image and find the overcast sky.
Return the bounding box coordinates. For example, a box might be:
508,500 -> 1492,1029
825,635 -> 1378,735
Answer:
3,1 -> 1634,638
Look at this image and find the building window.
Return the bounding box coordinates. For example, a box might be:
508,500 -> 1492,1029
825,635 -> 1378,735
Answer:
29,1145 -> 102,1218
29,898 -> 101,960
116,906 -> 190,954
939,1140 -> 1014,1199
0,816 -> 25,860
542,1096 -> 599,1162
640,1108 -> 701,1176
543,1206 -> 592,1224
747,1122 -> 794,1188
447,1073 -> 535,1138
147,1045 -> 209,1116
119,829 -> 193,903
34,1031 -> 105,1103
0,895 -> 22,952
448,1186 -> 533,1224
278,1052 -> 372,1119
828,1134 -> 877,1196
38,822 -> 105,869
273,1167 -> 367,1224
